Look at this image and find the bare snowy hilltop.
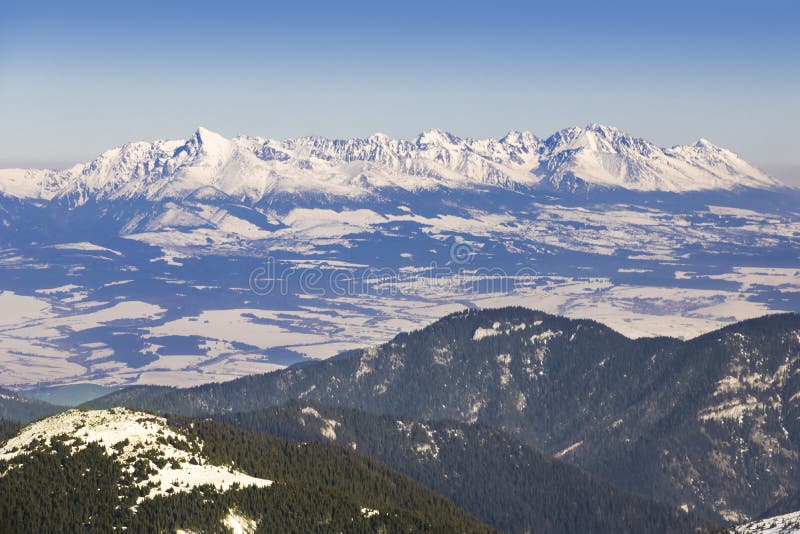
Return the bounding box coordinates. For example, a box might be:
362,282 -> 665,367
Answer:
0,408 -> 273,501
0,125 -> 797,389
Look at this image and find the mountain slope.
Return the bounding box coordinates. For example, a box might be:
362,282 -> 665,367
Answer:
749,489 -> 800,525
0,387 -> 63,423
87,308 -> 800,523
21,383 -> 122,407
535,124 -> 779,191
219,402 -> 709,533
0,125 -> 783,204
0,419 -> 20,442
0,408 -> 491,533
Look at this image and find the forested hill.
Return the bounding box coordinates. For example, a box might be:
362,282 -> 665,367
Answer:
0,408 -> 491,533
0,387 -> 63,423
218,401 -> 709,534
0,419 -> 20,442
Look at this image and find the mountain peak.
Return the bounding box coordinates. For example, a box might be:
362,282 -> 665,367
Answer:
694,137 -> 719,150
415,128 -> 460,147
584,123 -> 624,134
184,126 -> 234,163
500,130 -> 537,146
581,124 -> 637,143
369,132 -> 391,143
193,126 -> 226,144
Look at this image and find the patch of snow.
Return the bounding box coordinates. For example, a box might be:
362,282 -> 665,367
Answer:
361,507 -> 380,519
473,322 -> 527,341
35,284 -> 82,295
497,353 -> 513,386
48,242 -> 122,256
300,406 -> 340,441
555,440 -> 583,458
355,346 -> 380,380
396,421 -> 439,460
530,330 -> 561,344
698,397 -> 760,422
222,510 -> 258,534
473,327 -> 499,341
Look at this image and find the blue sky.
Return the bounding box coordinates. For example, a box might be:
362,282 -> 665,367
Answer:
1,0 -> 798,182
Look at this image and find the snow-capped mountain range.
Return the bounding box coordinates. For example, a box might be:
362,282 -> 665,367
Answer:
0,124 -> 784,203
0,124 -> 796,391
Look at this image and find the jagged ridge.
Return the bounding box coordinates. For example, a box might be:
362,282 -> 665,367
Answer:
0,124 -> 783,204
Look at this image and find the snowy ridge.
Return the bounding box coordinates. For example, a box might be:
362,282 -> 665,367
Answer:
536,124 -> 780,191
0,408 -> 272,501
731,510 -> 800,533
0,124 -> 783,203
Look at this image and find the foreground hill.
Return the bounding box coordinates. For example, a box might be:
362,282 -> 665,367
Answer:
219,401 -> 708,533
88,308 -> 800,523
727,510 -> 800,533
0,408 -> 490,533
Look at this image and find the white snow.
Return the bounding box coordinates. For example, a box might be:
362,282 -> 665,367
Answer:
222,510 -> 258,534
300,406 -> 340,441
732,510 -> 800,533
530,330 -> 561,344
48,242 -> 122,256
35,284 -> 82,295
473,326 -> 500,340
497,353 -> 513,386
698,397 -> 760,422
473,322 -> 527,341
146,309 -> 327,350
0,291 -> 51,327
555,441 -> 584,458
360,507 -> 380,519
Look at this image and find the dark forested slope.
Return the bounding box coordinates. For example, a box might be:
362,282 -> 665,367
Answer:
219,401 -> 708,533
86,308 -> 800,522
0,409 -> 490,533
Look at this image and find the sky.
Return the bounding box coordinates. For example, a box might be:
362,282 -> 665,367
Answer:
1,0 -> 799,183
